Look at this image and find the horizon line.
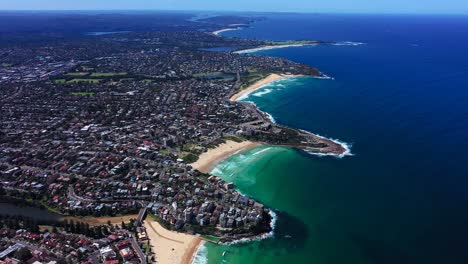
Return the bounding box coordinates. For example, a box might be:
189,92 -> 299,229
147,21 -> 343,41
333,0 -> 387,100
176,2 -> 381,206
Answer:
0,9 -> 467,16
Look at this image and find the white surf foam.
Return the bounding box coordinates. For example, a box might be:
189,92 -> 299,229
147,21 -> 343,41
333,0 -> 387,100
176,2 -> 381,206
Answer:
251,147 -> 273,156
314,72 -> 335,80
263,111 -> 277,123
314,75 -> 335,80
236,76 -> 305,102
236,83 -> 269,101
191,242 -> 208,264
212,27 -> 242,36
306,132 -> 354,158
333,41 -> 366,46
234,43 -> 317,54
252,88 -> 273,97
240,100 -> 277,124
221,210 -> 278,245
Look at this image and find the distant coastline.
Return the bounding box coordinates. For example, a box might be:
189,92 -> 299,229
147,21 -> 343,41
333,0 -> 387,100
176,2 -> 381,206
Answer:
190,140 -> 260,173
229,73 -> 304,101
212,27 -> 242,36
233,41 -> 364,54
190,73 -> 350,176
233,44 -> 316,54
230,73 -> 350,157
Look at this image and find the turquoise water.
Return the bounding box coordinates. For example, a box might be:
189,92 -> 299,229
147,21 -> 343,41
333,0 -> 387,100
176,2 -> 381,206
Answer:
196,14 -> 468,264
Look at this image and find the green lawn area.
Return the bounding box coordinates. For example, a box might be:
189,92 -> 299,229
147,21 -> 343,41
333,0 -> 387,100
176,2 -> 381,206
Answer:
213,78 -> 235,82
182,144 -> 197,152
193,71 -> 223,77
181,152 -> 199,163
70,92 -> 95,96
119,78 -> 135,82
1,63 -> 13,67
39,200 -> 62,214
223,135 -> 245,143
159,149 -> 170,155
65,72 -> 89,76
67,78 -> 102,84
201,235 -> 221,243
81,66 -> 94,71
143,242 -> 151,254
90,72 -> 128,77
54,79 -> 67,84
240,71 -> 271,89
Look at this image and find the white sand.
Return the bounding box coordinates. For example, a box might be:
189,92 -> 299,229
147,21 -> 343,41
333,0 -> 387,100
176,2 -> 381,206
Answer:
144,219 -> 202,264
212,28 -> 240,36
190,140 -> 259,173
234,44 -> 316,54
230,73 -> 303,102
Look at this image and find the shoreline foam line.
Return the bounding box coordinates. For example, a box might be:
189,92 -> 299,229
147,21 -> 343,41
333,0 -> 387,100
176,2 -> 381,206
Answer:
241,100 -> 277,123
221,210 -> 278,246
190,210 -> 278,263
230,73 -> 305,102
332,41 -> 366,46
212,27 -> 242,36
231,74 -> 351,158
190,240 -> 207,264
234,41 -> 365,54
299,130 -> 353,158
189,140 -> 260,173
233,44 -> 317,54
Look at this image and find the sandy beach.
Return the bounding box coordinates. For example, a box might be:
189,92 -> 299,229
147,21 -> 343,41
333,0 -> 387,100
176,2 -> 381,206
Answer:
233,44 -> 316,54
230,73 -> 303,102
212,28 -> 240,36
190,140 -> 259,173
144,219 -> 202,264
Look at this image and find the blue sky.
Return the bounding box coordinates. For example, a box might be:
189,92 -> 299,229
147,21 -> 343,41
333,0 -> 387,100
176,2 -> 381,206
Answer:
1,0 -> 468,14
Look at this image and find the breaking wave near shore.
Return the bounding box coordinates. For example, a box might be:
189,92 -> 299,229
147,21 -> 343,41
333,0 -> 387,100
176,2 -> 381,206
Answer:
222,210 -> 278,246
191,243 -> 208,264
332,41 -> 366,46
311,136 -> 353,158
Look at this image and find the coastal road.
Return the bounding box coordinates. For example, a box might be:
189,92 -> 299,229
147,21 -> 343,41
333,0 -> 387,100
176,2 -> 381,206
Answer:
130,236 -> 147,264
67,186 -> 94,203
136,206 -> 148,226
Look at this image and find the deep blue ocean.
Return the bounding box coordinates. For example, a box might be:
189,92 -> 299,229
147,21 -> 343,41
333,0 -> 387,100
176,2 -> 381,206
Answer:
197,14 -> 468,264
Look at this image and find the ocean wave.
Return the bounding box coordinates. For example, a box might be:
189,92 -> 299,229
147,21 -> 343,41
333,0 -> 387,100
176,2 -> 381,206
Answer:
252,88 -> 273,97
210,167 -> 224,176
241,100 -> 277,124
221,210 -> 278,246
234,43 -> 317,54
191,242 -> 208,264
251,147 -> 273,156
305,132 -> 354,158
237,76 -> 305,101
333,41 -> 366,46
314,74 -> 335,80
236,83 -> 269,100
212,27 -> 242,36
264,111 -> 277,123
252,106 -> 277,123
